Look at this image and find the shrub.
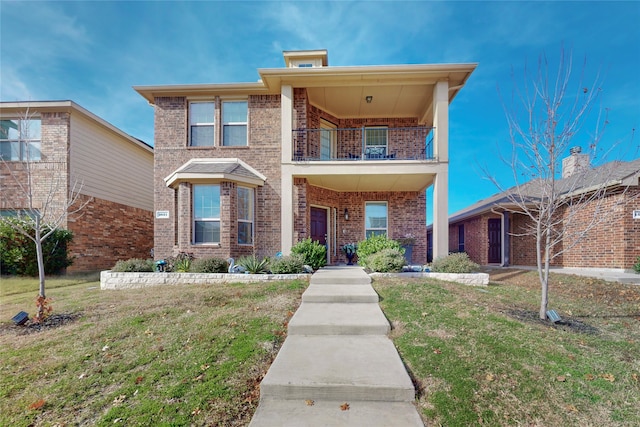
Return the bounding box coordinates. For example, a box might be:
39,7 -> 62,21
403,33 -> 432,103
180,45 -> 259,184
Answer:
112,258 -> 155,272
634,256 -> 640,274
356,234 -> 403,269
291,238 -> 326,270
164,252 -> 194,272
366,248 -> 406,273
237,254 -> 269,274
190,257 -> 228,273
430,252 -> 480,273
269,253 -> 305,274
0,218 -> 74,276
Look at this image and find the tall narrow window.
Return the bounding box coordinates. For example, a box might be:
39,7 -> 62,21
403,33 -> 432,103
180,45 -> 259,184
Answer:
458,224 -> 465,252
237,186 -> 254,245
222,101 -> 248,146
0,118 -> 41,161
364,126 -> 387,159
189,102 -> 214,146
193,184 -> 220,243
365,201 -> 388,238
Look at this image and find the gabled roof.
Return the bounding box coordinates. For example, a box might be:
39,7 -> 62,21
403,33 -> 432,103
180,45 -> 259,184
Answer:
0,100 -> 152,152
449,158 -> 640,224
164,158 -> 267,188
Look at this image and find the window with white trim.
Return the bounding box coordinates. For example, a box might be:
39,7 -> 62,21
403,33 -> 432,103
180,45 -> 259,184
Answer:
0,118 -> 41,161
193,184 -> 220,243
237,186 -> 254,245
364,127 -> 388,159
365,201 -> 388,238
222,101 -> 248,146
189,102 -> 214,147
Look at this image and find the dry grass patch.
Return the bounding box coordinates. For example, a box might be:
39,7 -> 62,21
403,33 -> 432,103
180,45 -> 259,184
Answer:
374,272 -> 640,427
0,277 -> 307,426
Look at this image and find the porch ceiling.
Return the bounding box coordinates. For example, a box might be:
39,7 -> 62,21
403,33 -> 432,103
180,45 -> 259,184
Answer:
303,172 -> 435,192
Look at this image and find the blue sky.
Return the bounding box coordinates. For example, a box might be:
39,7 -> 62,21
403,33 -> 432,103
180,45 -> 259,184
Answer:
1,1 -> 639,215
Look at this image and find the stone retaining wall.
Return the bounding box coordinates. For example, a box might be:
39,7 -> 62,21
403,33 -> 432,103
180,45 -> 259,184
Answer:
100,270 -> 311,290
371,272 -> 490,286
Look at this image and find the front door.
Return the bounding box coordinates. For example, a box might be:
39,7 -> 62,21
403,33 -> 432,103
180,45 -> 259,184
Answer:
310,207 -> 328,260
488,218 -> 502,264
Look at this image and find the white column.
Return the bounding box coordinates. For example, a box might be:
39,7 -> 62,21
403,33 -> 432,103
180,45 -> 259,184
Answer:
281,85 -> 294,253
433,81 -> 449,162
433,168 -> 449,260
432,80 -> 449,260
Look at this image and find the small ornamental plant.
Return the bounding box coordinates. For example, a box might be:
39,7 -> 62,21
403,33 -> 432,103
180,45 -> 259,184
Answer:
341,243 -> 358,256
394,233 -> 417,246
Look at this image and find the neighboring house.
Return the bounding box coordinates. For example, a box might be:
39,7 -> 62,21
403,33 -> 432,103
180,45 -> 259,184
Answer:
0,100 -> 154,272
135,50 -> 476,264
437,151 -> 640,271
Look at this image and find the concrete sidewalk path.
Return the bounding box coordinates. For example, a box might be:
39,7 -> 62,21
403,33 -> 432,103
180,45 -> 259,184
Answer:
249,266 -> 424,426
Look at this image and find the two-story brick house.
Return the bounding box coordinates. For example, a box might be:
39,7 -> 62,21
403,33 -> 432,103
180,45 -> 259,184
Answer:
135,50 -> 476,264
0,101 -> 154,271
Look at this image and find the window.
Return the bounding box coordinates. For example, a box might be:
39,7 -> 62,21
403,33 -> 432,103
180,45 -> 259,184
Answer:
237,186 -> 254,245
222,101 -> 247,146
0,118 -> 41,161
458,224 -> 465,252
364,127 -> 387,159
365,201 -> 388,238
189,102 -> 214,146
193,184 -> 220,243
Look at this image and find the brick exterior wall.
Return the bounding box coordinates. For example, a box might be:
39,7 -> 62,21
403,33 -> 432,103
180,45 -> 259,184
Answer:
294,178 -> 427,264
451,186 -> 640,270
1,110 -> 153,272
68,195 -> 153,271
154,89 -> 430,264
153,95 -> 282,260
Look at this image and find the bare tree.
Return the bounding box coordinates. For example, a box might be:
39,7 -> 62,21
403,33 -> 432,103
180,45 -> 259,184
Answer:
486,49 -> 636,320
0,108 -> 89,320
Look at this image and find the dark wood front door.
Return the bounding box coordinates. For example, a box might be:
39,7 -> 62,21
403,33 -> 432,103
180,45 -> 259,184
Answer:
310,207 -> 328,247
488,218 -> 502,264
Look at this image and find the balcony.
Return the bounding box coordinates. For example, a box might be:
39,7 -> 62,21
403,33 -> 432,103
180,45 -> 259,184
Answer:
292,126 -> 434,162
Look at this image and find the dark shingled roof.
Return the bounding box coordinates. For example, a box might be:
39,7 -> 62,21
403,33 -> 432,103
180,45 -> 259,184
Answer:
448,158 -> 640,223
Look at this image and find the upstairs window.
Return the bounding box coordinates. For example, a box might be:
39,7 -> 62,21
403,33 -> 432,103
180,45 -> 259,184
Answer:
189,102 -> 214,147
193,184 -> 220,243
0,118 -> 41,161
222,101 -> 248,146
237,186 -> 254,245
364,127 -> 387,159
365,201 -> 388,238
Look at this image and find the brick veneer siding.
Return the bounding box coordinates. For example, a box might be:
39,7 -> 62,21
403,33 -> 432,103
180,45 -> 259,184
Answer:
153,95 -> 282,260
67,195 -> 153,271
454,186 -> 640,270
293,178 -> 427,264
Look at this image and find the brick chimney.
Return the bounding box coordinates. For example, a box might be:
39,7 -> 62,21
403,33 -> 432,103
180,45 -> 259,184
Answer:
562,146 -> 590,178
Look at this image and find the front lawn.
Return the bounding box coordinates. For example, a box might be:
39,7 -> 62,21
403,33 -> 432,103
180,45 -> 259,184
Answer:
374,270 -> 640,426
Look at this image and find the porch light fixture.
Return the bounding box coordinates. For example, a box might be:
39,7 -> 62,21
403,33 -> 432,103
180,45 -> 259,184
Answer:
344,208 -> 349,221
365,95 -> 373,103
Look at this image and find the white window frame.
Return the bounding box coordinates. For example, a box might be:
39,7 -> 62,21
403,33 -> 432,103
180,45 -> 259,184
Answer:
364,126 -> 388,159
0,118 -> 42,161
188,102 -> 215,147
192,184 -> 221,244
237,186 -> 254,245
222,100 -> 248,147
365,201 -> 388,238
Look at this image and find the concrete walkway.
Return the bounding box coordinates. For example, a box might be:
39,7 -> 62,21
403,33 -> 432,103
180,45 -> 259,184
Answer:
249,266 -> 424,426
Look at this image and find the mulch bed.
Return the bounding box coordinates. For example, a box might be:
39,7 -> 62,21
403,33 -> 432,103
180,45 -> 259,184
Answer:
1,312 -> 82,336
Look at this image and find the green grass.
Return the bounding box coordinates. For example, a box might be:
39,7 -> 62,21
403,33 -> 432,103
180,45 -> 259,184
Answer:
0,276 -> 307,426
374,277 -> 640,426
2,273 -> 639,426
